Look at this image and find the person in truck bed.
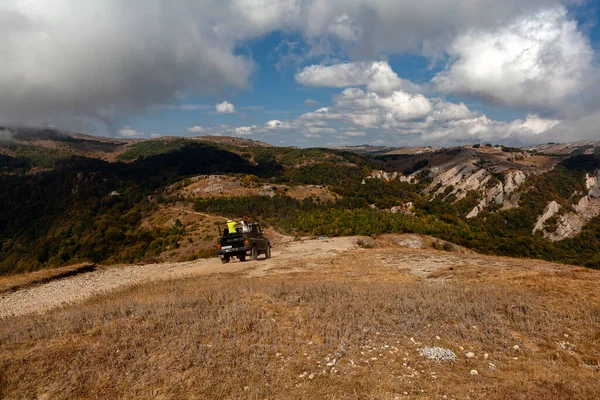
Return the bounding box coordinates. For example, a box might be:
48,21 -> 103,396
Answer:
226,219 -> 238,234
240,215 -> 250,233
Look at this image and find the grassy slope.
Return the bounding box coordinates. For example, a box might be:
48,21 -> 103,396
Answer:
1,248 -> 599,399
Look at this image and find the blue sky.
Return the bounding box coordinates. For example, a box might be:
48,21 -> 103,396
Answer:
1,1 -> 599,147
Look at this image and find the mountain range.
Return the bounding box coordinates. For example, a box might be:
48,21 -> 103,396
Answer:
2,126 -> 600,274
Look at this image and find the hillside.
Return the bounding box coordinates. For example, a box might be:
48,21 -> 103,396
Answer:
1,235 -> 599,399
3,128 -> 600,274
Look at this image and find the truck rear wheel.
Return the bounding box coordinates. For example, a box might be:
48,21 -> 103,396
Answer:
239,253 -> 246,262
251,246 -> 258,260
265,244 -> 271,259
221,255 -> 230,264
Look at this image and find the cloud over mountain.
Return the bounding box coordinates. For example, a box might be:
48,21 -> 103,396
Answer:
433,6 -> 594,109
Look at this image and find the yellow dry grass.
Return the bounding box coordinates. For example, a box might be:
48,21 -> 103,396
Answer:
1,248 -> 599,399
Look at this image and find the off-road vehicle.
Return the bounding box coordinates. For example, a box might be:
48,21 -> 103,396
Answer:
216,222 -> 271,263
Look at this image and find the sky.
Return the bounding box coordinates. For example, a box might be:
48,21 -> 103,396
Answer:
1,1 -> 599,148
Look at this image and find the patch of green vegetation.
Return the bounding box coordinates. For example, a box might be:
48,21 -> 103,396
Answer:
454,190 -> 481,216
501,146 -> 523,153
277,148 -> 343,166
117,139 -> 191,161
0,142 -> 72,168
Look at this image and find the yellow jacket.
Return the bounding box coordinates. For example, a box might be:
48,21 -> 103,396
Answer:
227,220 -> 238,234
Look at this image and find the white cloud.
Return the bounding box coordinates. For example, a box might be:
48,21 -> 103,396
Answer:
187,125 -> 206,133
417,114 -> 564,145
119,127 -> 158,138
328,14 -> 362,42
519,114 -> 560,133
295,61 -> 414,93
345,131 -> 366,137
187,103 -> 565,145
265,120 -> 292,129
304,98 -> 319,107
300,0 -> 554,57
299,107 -> 343,121
329,88 -> 432,128
119,127 -> 141,137
234,126 -> 254,136
162,104 -> 210,111
433,6 -> 594,109
431,100 -> 478,122
290,85 -> 566,146
216,101 -> 236,114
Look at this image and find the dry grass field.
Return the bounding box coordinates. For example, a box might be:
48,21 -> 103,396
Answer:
1,237 -> 599,399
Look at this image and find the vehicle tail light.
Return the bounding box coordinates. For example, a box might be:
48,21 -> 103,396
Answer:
244,240 -> 249,246
217,244 -> 221,250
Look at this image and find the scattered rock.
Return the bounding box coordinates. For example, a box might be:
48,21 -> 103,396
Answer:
488,363 -> 497,370
484,353 -> 489,360
512,345 -> 520,351
470,369 -> 479,376
308,373 -> 315,380
417,347 -> 457,362
465,352 -> 475,358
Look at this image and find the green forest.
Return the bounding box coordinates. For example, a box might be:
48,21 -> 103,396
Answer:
2,138 -> 600,275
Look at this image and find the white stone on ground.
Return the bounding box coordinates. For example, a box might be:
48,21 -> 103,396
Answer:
417,347 -> 457,362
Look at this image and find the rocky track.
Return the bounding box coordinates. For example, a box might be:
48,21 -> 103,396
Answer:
0,234 -> 571,318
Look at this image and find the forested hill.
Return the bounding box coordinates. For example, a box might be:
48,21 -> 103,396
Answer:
2,127 -> 600,274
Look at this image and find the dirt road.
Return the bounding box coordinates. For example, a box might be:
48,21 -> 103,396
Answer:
0,236 -> 360,318
0,234 -> 573,318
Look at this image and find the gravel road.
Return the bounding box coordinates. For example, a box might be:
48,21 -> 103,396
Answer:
0,236 -> 360,318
